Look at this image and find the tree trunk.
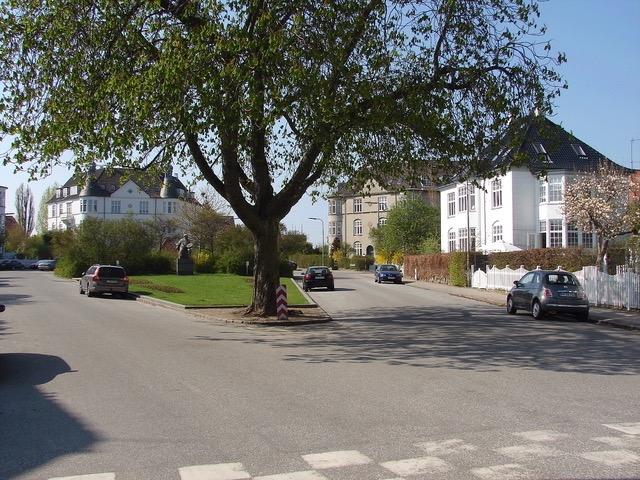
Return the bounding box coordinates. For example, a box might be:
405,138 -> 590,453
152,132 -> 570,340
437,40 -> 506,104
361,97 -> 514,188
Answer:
597,237 -> 609,272
246,219 -> 281,316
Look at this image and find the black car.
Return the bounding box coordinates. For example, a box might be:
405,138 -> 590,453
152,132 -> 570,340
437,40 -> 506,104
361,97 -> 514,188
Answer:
0,259 -> 26,270
302,266 -> 334,291
374,264 -> 403,284
507,270 -> 589,320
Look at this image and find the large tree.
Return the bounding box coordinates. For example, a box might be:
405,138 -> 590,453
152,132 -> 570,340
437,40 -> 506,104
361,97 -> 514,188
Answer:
564,163 -> 640,270
36,183 -> 59,234
14,183 -> 35,236
0,0 -> 564,315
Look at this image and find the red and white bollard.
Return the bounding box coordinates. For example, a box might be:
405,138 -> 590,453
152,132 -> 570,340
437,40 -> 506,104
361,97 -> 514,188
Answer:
276,285 -> 288,321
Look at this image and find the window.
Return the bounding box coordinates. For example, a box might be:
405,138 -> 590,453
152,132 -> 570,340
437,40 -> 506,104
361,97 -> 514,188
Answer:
329,199 -> 337,214
447,192 -> 455,217
469,185 -> 476,211
80,199 -> 97,213
458,186 -> 467,212
353,219 -> 362,236
111,200 -> 121,214
59,203 -> 65,214
582,230 -> 594,248
549,177 -> 563,202
491,179 -> 502,208
539,219 -> 547,248
549,219 -> 563,247
448,230 -> 456,252
539,181 -> 547,203
328,221 -> 336,236
164,201 -> 177,214
139,200 -> 149,214
492,223 -> 503,243
336,222 -> 342,236
470,227 -> 476,250
66,202 -> 72,215
378,217 -> 387,226
51,205 -> 56,217
458,228 -> 468,251
567,222 -> 578,247
571,144 -> 587,158
353,198 -> 362,213
378,196 -> 387,211
353,241 -> 362,256
532,143 -> 547,155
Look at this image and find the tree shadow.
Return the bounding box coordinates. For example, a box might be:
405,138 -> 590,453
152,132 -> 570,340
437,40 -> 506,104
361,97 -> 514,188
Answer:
0,293 -> 33,305
193,305 -> 640,375
0,353 -> 99,479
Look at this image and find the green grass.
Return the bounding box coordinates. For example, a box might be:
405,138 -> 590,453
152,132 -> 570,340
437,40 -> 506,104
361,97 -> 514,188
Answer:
129,273 -> 308,306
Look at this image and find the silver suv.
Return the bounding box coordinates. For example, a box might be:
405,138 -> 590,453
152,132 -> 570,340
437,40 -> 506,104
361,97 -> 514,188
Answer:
79,265 -> 129,297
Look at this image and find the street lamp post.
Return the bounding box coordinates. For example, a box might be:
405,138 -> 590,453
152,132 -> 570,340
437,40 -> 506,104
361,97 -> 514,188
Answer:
309,217 -> 325,266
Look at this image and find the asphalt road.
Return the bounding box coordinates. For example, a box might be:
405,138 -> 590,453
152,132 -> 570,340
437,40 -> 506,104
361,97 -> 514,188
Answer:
1,270 -> 639,480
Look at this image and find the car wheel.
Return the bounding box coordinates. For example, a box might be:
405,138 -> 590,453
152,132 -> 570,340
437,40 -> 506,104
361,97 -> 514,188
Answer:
506,296 -> 517,314
577,309 -> 589,321
531,300 -> 544,319
328,285 -> 335,291
79,282 -> 85,295
86,288 -> 93,297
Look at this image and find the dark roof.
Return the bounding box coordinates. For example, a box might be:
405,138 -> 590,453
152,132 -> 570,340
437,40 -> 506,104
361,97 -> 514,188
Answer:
493,116 -> 630,174
49,167 -> 190,203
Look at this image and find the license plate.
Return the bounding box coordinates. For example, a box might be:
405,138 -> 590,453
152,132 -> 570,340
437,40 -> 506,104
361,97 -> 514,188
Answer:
316,275 -> 324,280
106,280 -> 119,284
559,292 -> 576,297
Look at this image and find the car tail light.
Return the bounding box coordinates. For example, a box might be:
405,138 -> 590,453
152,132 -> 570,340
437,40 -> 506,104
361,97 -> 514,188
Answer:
304,274 -> 312,280
543,287 -> 553,297
123,276 -> 129,283
92,274 -> 101,282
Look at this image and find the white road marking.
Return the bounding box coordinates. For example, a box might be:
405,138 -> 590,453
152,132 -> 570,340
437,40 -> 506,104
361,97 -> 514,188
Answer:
471,463 -> 531,480
50,475 -> 115,480
253,471 -> 328,480
415,438 -> 477,455
302,450 -> 372,469
379,456 -> 450,476
592,435 -> 640,448
513,430 -> 569,442
179,463 -> 251,480
496,444 -> 562,460
603,422 -> 640,435
580,450 -> 640,466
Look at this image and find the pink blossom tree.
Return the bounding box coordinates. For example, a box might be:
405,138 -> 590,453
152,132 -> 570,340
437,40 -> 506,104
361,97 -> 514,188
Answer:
563,163 -> 640,270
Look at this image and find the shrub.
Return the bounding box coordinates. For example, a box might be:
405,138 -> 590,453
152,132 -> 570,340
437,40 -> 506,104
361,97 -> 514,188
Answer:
194,251 -> 217,273
140,252 -> 173,274
54,256 -> 85,278
218,249 -> 253,275
351,255 -> 369,271
290,253 -> 324,268
404,253 -> 451,283
448,252 -> 467,287
279,259 -> 294,277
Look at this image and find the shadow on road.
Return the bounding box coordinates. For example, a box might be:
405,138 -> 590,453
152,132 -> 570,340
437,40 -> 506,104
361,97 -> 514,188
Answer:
194,305 -> 640,375
0,353 -> 99,479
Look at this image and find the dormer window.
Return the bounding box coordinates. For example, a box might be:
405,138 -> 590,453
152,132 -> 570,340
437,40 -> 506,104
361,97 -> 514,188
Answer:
571,144 -> 587,158
532,143 -> 551,163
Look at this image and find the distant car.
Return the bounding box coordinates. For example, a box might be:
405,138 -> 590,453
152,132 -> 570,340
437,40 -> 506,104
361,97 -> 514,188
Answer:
37,259 -> 57,271
286,260 -> 298,270
507,270 -> 589,320
0,259 -> 26,270
79,264 -> 129,297
303,266 -> 334,291
374,264 -> 403,284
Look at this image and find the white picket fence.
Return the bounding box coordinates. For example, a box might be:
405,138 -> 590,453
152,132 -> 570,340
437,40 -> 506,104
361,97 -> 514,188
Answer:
472,264 -> 640,310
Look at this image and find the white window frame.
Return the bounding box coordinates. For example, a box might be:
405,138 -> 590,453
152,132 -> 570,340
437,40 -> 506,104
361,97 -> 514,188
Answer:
378,196 -> 387,211
448,229 -> 456,252
353,198 -> 362,213
549,177 -> 563,202
378,217 -> 387,226
549,219 -> 563,247
567,222 -> 579,247
328,199 -> 337,215
457,186 -> 467,212
139,200 -> 149,214
353,219 -> 362,236
492,223 -> 503,243
539,181 -> 547,203
66,202 -> 72,215
469,185 -> 476,211
328,221 -> 336,236
491,179 -> 502,208
111,200 -> 121,214
447,192 -> 455,217
458,227 -> 468,251
353,241 -> 362,256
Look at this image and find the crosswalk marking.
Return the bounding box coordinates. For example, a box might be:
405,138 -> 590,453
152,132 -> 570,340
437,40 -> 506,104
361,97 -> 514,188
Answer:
580,449 -> 640,466
496,444 -> 562,460
603,422 -> 640,435
415,438 -> 477,455
49,474 -> 115,480
301,450 -> 372,469
178,463 -> 251,480
380,456 -> 450,476
513,430 -> 569,442
471,463 -> 530,480
253,471 -> 328,480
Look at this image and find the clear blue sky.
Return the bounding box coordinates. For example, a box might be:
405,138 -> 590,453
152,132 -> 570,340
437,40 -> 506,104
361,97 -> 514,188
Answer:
1,0 -> 639,246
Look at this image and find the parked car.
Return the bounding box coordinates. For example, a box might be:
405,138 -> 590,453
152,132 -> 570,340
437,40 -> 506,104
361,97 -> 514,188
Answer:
37,259 -> 57,271
286,260 -> 298,270
0,259 -> 26,270
302,266 -> 334,291
507,270 -> 589,320
374,264 -> 403,284
79,264 -> 129,297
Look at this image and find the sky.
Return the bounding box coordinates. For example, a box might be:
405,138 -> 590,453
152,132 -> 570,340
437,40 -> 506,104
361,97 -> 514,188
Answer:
1,0 -> 639,246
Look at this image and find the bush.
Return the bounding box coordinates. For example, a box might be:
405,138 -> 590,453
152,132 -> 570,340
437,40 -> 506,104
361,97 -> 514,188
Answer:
351,255 -> 369,271
487,247 -> 625,274
404,253 -> 451,283
279,259 -> 295,277
140,252 -> 173,274
448,252 -> 468,287
218,249 -> 253,275
54,256 -> 85,278
289,253 -> 324,268
194,251 -> 217,273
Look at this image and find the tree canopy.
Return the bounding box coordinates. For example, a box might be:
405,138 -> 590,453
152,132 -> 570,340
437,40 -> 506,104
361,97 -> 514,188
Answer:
0,0 -> 565,314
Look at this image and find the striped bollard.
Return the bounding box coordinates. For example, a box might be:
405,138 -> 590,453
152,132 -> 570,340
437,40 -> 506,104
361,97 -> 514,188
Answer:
276,285 -> 288,321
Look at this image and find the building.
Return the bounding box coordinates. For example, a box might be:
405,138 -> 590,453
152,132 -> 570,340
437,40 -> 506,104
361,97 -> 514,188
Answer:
0,185 -> 6,254
47,166 -> 194,230
327,180 -> 439,257
439,117 -> 630,253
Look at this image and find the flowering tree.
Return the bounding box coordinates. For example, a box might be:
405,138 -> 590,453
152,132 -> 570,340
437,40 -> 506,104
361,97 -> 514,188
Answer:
563,163 -> 640,270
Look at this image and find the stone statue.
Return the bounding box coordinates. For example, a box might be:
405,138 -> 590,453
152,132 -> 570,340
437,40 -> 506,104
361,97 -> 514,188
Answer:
175,234 -> 193,259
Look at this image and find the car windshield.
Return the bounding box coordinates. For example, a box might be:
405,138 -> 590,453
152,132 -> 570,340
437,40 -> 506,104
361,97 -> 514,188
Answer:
545,273 -> 578,286
380,265 -> 397,271
309,267 -> 328,275
98,267 -> 126,278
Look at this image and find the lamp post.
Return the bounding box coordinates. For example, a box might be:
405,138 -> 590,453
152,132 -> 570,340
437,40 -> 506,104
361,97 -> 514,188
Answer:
309,217 -> 325,266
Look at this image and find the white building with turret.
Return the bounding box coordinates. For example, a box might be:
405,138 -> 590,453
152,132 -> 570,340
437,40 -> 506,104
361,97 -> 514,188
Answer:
46,166 -> 194,230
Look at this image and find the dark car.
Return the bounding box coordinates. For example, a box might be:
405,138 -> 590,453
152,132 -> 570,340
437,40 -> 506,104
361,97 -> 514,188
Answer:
507,270 -> 589,320
374,264 -> 403,284
0,259 -> 26,270
302,266 -> 334,291
37,259 -> 57,271
79,264 -> 129,297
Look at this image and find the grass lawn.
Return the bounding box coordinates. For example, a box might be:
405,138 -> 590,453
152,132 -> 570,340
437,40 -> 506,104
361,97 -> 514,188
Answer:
128,273 -> 308,306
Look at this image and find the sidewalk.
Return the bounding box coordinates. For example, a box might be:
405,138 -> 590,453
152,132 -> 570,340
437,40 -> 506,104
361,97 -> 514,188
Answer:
405,279 -> 640,331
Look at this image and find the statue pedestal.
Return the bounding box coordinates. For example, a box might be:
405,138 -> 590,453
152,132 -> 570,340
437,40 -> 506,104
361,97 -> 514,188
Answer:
176,258 -> 194,275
